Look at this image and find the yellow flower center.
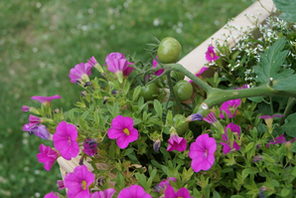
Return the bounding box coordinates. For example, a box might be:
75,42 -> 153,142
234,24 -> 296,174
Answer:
81,180 -> 87,190
123,128 -> 130,135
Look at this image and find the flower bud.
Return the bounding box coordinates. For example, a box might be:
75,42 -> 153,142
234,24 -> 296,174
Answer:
153,140 -> 161,152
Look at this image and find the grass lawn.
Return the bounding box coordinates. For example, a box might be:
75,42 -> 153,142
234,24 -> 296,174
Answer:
0,0 -> 252,197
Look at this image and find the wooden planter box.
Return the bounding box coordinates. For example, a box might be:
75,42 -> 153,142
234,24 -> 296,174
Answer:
57,0 -> 275,179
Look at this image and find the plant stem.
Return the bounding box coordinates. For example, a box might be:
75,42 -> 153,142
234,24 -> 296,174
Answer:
163,63 -> 213,93
166,72 -> 181,113
281,97 -> 296,123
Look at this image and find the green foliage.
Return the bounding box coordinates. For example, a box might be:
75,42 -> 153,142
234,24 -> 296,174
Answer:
274,0 -> 296,22
254,38 -> 289,84
282,113 -> 296,137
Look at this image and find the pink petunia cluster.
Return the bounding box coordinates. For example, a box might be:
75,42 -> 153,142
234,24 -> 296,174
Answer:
164,185 -> 192,198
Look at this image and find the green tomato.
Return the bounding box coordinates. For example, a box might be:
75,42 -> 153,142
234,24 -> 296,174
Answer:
173,114 -> 189,135
173,80 -> 193,101
157,37 -> 182,63
170,71 -> 185,81
141,83 -> 159,101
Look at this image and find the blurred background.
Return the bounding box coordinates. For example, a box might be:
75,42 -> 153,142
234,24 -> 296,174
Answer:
0,0 -> 252,197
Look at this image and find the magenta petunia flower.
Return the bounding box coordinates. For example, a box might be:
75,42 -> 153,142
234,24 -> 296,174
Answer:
266,134 -> 287,148
219,99 -> 241,119
118,185 -> 152,198
22,123 -> 51,140
167,133 -> 187,152
69,62 -> 93,84
203,112 -> 218,124
155,177 -> 176,192
31,95 -> 62,103
21,105 -> 30,112
83,139 -> 98,156
205,45 -> 220,62
196,66 -> 209,77
64,165 -> 95,198
220,123 -> 241,154
105,52 -> 134,76
44,192 -> 59,198
57,180 -> 65,190
152,58 -> 165,76
37,144 -> 59,171
87,56 -> 98,67
188,67 -> 209,83
189,134 -> 217,173
164,185 -> 192,198
107,115 -> 139,149
91,188 -> 116,198
53,121 -> 79,160
29,114 -> 41,124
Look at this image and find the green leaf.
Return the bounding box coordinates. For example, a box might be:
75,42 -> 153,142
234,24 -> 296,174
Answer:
254,38 -> 288,84
153,99 -> 163,119
281,113 -> 296,137
132,86 -> 142,101
273,74 -> 296,93
273,0 -> 296,22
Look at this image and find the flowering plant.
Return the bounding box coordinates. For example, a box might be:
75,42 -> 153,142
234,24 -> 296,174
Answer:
21,2 -> 296,197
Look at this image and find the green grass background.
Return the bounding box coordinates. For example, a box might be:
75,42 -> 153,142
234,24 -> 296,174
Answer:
0,0 -> 252,197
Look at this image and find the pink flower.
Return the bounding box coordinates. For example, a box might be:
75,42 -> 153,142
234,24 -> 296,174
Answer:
57,180 -> 65,190
83,139 -> 98,156
22,124 -> 51,140
221,123 -> 241,154
118,185 -> 152,198
188,67 -> 209,83
164,185 -> 192,198
167,133 -> 187,152
31,95 -> 62,103
203,112 -> 217,124
53,121 -> 79,160
64,165 -> 95,198
29,114 -> 41,124
87,56 -> 98,67
21,105 -> 30,112
219,99 -> 241,119
205,45 -> 219,62
155,177 -> 176,192
196,66 -> 209,77
105,52 -> 134,76
152,58 -> 165,76
107,115 -> 139,149
91,188 -> 116,198
37,144 -> 59,171
266,134 -> 287,148
189,134 -> 217,173
44,192 -> 59,198
69,63 -> 93,84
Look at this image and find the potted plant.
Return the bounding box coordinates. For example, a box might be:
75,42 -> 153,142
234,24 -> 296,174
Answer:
20,0 -> 296,197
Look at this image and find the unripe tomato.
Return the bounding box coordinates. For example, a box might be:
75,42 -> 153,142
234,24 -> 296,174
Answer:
173,114 -> 189,135
157,37 -> 182,63
141,83 -> 159,101
170,71 -> 185,81
173,80 -> 193,101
